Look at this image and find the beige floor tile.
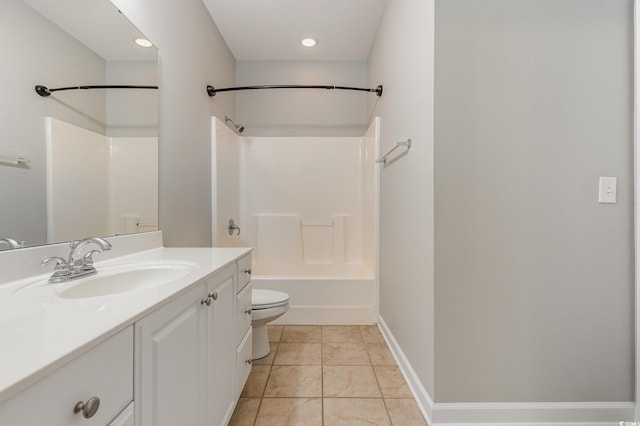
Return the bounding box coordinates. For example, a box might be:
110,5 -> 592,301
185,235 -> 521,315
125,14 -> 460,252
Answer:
323,365 -> 381,398
374,366 -> 413,398
324,398 -> 391,426
385,398 -> 427,425
255,398 -> 322,426
360,325 -> 385,343
322,342 -> 370,365
228,398 -> 261,426
264,365 -> 322,397
273,342 -> 322,365
240,365 -> 271,398
367,342 -> 396,365
281,325 -> 322,342
267,325 -> 284,342
237,324 -> 424,426
253,343 -> 278,365
322,325 -> 364,343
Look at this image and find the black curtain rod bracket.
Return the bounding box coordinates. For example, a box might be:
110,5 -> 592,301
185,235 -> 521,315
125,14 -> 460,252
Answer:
206,84 -> 383,97
35,84 -> 158,97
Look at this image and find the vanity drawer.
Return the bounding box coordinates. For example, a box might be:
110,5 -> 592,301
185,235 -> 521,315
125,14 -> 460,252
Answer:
236,282 -> 252,345
236,254 -> 252,293
235,328 -> 252,399
0,326 -> 134,426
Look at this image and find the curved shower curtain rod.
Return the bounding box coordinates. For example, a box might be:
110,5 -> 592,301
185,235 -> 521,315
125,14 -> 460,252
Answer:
35,84 -> 158,97
206,84 -> 383,97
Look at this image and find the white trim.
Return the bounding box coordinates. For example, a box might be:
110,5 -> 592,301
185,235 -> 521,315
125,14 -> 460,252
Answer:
377,315 -> 434,424
430,424 -> 627,426
378,314 -> 635,425
635,0 -> 639,420
432,402 -> 634,424
211,117 -> 218,246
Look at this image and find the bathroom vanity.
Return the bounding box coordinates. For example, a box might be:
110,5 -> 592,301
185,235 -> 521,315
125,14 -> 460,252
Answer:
0,232 -> 252,426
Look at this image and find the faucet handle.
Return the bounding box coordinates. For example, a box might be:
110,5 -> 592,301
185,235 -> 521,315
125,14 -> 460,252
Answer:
82,250 -> 102,270
42,257 -> 71,280
42,256 -> 67,268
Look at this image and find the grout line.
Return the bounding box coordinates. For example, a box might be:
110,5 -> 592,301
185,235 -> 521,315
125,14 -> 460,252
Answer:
236,325 -> 419,425
252,329 -> 279,425
364,325 -> 394,425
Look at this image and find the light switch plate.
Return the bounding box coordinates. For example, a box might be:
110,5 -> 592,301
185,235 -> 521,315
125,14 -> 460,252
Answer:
598,177 -> 617,203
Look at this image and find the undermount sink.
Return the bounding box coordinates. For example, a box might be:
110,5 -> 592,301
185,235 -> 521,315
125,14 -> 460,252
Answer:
13,261 -> 198,300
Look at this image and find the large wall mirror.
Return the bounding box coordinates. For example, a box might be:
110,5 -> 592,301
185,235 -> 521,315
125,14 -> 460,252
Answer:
0,0 -> 158,250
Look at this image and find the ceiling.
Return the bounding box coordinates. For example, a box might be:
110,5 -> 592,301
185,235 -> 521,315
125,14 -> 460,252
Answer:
22,0 -> 157,61
202,0 -> 387,61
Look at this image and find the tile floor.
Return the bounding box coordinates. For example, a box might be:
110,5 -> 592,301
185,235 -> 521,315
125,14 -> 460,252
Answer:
229,325 -> 427,425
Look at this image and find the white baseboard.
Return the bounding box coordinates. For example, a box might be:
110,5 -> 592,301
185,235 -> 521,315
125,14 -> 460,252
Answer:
377,315 -> 435,423
432,401 -> 635,424
271,305 -> 377,325
377,315 -> 635,425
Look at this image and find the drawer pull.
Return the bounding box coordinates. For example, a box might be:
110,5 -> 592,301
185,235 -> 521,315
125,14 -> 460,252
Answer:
74,396 -> 100,419
244,309 -> 252,315
209,291 -> 218,301
244,268 -> 252,275
245,359 -> 252,365
201,297 -> 212,306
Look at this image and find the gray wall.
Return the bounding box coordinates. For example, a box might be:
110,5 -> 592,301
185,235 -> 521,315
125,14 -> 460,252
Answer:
434,0 -> 634,402
368,0 -> 436,396
111,0 -> 635,405
236,61 -> 369,136
0,0 -> 106,248
110,0 -> 236,247
106,61 -> 159,137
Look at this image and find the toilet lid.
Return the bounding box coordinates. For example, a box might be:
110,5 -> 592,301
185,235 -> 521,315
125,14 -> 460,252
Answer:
253,289 -> 289,309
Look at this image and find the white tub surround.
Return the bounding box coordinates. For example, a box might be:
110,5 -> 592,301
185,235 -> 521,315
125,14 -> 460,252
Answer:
249,214 -> 377,324
212,117 -> 380,325
46,118 -> 158,243
0,231 -> 251,405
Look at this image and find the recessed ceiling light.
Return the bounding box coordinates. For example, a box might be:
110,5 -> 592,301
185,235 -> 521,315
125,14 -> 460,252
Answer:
133,37 -> 153,48
301,38 -> 318,48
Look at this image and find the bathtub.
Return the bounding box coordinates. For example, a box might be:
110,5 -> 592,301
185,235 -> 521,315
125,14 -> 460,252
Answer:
212,118 -> 381,325
251,263 -> 378,325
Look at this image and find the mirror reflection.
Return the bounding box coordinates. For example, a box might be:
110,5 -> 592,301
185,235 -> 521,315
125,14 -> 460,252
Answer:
0,0 -> 159,249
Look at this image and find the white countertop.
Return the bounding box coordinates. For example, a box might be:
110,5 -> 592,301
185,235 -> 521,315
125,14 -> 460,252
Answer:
0,243 -> 251,403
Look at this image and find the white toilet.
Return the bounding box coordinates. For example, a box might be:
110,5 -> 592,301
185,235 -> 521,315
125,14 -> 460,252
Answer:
251,289 -> 289,359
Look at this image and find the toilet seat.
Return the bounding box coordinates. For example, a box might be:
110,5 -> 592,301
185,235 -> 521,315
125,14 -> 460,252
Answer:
252,289 -> 289,310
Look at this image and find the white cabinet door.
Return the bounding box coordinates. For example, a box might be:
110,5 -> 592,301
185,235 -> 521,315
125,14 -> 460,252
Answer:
236,254 -> 252,293
235,282 -> 252,346
236,327 -> 253,399
205,264 -> 236,426
135,283 -> 207,426
0,327 -> 133,426
108,402 -> 134,426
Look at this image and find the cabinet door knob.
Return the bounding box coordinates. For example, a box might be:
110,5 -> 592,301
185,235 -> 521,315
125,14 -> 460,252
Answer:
245,359 -> 252,365
209,291 -> 218,301
244,268 -> 252,275
244,309 -> 252,315
74,396 -> 100,419
201,297 -> 212,306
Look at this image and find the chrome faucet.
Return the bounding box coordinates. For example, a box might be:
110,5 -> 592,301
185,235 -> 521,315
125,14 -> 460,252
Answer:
42,237 -> 112,283
68,237 -> 112,272
0,237 -> 24,250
